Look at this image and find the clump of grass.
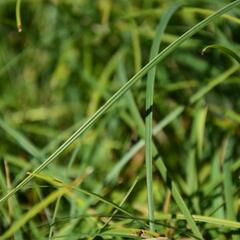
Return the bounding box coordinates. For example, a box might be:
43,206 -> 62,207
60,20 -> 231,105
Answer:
0,0 -> 240,239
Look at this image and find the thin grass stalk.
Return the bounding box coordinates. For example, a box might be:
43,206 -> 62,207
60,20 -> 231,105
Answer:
16,0 -> 22,32
145,4 -> 180,231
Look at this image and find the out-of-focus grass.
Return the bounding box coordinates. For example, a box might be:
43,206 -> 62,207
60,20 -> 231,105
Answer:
0,0 -> 240,239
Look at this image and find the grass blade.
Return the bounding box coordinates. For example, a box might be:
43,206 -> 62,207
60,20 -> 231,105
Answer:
87,49 -> 125,116
48,195 -> 62,240
196,106 -> 208,159
145,4 -> 181,231
210,150 -> 225,218
155,158 -> 203,239
189,64 -> 239,104
202,44 -> 240,63
130,20 -> 142,73
16,0 -> 22,32
0,118 -> 43,161
183,7 -> 240,25
118,61 -> 145,136
1,188 -> 66,240
221,138 -> 236,219
100,177 -> 139,231
155,213 -> 240,229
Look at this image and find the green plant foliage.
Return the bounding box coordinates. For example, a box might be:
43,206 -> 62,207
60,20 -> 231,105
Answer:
0,0 -> 240,239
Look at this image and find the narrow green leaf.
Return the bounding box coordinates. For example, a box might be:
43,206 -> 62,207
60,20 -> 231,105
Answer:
189,64 -> 239,104
221,137 -> 239,240
202,44 -> 240,63
184,7 -> 240,25
196,106 -> 208,159
0,118 -> 43,161
155,213 -> 240,229
130,20 -> 142,73
16,0 -> 22,32
87,48 -> 125,116
105,106 -> 184,185
48,195 -> 62,240
210,150 -> 224,218
145,3 -> 181,231
0,188 -> 66,240
222,137 -> 236,220
156,158 -> 202,240
100,177 -> 139,230
118,61 -> 145,137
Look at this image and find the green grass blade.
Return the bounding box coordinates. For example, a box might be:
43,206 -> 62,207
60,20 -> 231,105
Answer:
202,44 -> 240,63
210,150 -> 225,218
145,4 -> 181,231
186,107 -> 199,205
189,64 -> 239,104
222,137 -> 239,240
222,137 -> 236,220
118,61 -> 145,136
66,145 -> 80,178
155,213 -> 240,229
105,106 -> 184,184
0,118 -> 43,161
0,188 -> 66,240
155,158 -> 203,239
48,195 -> 62,240
124,6 -> 240,25
87,48 -> 125,116
71,187 -> 137,223
183,7 -> 240,25
186,104 -> 207,212
196,106 -> 208,159
100,177 -> 139,230
28,221 -> 44,240
1,0 -> 239,208
130,20 -> 142,73
0,48 -> 30,77
204,156 -> 240,195
15,0 -> 22,32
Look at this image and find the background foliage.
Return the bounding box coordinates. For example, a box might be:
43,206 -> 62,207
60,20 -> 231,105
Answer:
0,0 -> 240,239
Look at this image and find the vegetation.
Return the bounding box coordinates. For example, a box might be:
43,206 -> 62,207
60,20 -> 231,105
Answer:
0,0 -> 240,239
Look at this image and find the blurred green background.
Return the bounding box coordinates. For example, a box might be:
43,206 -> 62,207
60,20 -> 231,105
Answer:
0,0 -> 240,239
